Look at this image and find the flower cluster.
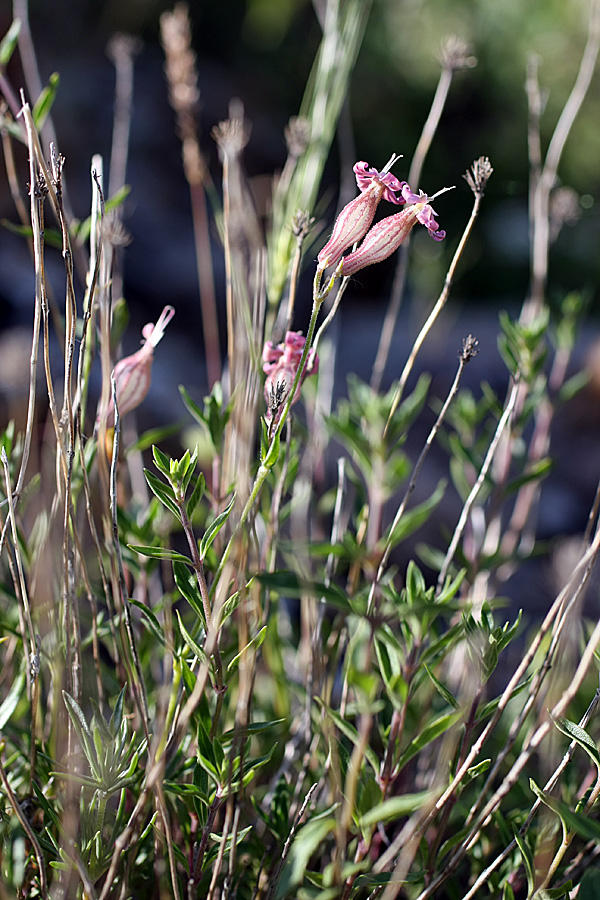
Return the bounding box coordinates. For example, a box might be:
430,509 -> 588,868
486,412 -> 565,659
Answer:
262,331 -> 319,423
317,161 -> 405,271
318,160 -> 448,277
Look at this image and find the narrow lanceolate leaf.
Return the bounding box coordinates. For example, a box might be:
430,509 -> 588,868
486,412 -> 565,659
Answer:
0,663 -> 26,730
173,560 -> 206,626
144,469 -> 180,520
199,494 -> 236,561
32,72 -> 60,129
314,697 -> 380,776
580,869 -> 600,900
177,611 -> 207,664
110,686 -> 127,737
128,544 -> 192,565
130,598 -> 167,647
62,691 -> 101,780
187,471 -> 206,518
0,19 -> 21,67
360,792 -> 433,828
529,779 -> 600,843
513,826 -> 535,899
152,444 -> 172,479
226,626 -> 267,677
395,711 -> 462,773
424,664 -> 459,709
536,883 -> 573,899
530,779 -> 568,840
551,713 -> 600,772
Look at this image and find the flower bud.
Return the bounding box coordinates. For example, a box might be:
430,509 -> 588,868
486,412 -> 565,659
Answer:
105,305 -> 175,426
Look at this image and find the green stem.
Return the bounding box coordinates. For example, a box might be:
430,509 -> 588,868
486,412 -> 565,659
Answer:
209,268 -> 333,599
178,491 -> 225,737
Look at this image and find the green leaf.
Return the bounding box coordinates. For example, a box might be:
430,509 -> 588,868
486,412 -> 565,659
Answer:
529,779 -> 568,841
90,699 -> 113,744
129,598 -> 167,647
502,884 -> 516,900
177,611 -> 207,663
62,691 -> 100,780
173,560 -> 206,626
0,19 -> 21,67
529,780 -> 600,842
109,686 -> 126,738
239,744 -> 277,788
395,711 -> 462,773
226,625 -> 267,676
261,426 -> 280,469
179,384 -> 205,424
559,370 -> 589,403
466,759 -> 491,781
128,544 -> 192,565
505,458 -> 552,495
199,494 -> 236,561
314,698 -> 380,776
423,665 -> 459,709
256,570 -> 352,610
513,826 -> 535,899
187,471 -> 205,518
385,480 -> 446,547
32,72 -> 60,129
152,444 -> 172,479
0,662 -> 26,729
360,791 -> 433,828
276,817 -> 336,897
2,219 -> 63,248
537,884 -> 573,900
221,718 -> 286,742
143,469 -> 180,520
580,869 -> 600,900
551,713 -> 600,772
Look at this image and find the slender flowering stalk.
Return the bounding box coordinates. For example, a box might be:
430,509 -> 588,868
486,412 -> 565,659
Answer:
341,183 -> 450,276
317,156 -> 404,270
210,267 -> 337,599
262,331 -> 319,424
104,305 -> 175,426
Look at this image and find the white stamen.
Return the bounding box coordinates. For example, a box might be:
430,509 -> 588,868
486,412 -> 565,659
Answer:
429,185 -> 456,202
381,152 -> 403,175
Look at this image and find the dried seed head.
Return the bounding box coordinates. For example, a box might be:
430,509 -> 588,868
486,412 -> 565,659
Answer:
460,334 -> 479,362
285,116 -> 311,158
291,210 -> 314,239
212,101 -> 251,162
160,3 -> 208,185
438,35 -> 477,71
160,4 -> 200,115
549,186 -> 581,242
104,211 -> 132,248
463,157 -> 493,198
106,33 -> 142,69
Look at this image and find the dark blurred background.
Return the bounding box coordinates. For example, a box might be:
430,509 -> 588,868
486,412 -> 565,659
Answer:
1,0 -> 600,604
2,0 -> 599,326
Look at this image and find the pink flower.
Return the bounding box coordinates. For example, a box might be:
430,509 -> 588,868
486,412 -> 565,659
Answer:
262,331 -> 319,423
105,305 -> 175,426
341,183 -> 448,276
317,159 -> 404,270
